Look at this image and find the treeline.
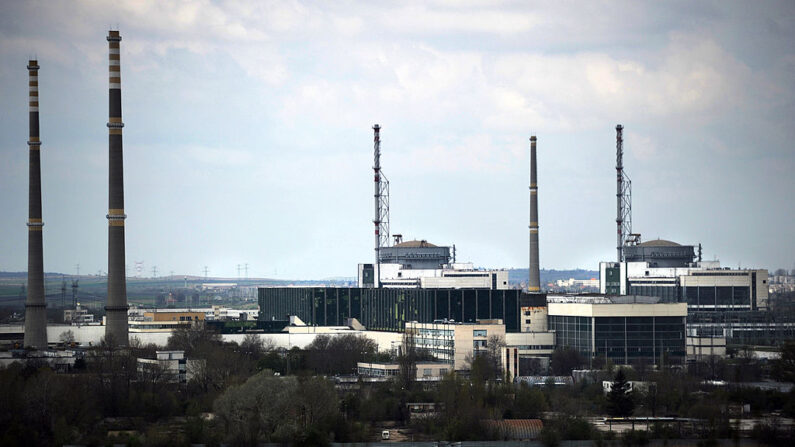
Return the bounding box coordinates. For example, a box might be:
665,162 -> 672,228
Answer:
2,328 -> 795,445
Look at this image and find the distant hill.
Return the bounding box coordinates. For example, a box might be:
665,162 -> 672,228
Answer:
508,268 -> 599,286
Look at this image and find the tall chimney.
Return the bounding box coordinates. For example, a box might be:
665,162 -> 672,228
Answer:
528,135 -> 541,292
105,30 -> 129,344
24,59 -> 47,349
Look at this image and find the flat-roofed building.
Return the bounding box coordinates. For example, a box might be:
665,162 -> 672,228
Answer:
406,320 -> 506,371
686,335 -> 727,360
357,361 -> 451,380
144,310 -> 205,322
547,294 -> 687,366
600,259 -> 768,311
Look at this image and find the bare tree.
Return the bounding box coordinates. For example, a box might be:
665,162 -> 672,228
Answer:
398,329 -> 418,389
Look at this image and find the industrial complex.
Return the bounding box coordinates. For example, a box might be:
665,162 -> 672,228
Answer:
9,32 -> 794,380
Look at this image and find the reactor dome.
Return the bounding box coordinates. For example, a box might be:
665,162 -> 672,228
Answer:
636,239 -> 681,247
624,238 -> 694,268
393,239 -> 438,248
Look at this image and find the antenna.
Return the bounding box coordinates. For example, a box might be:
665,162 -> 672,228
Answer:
71,278 -> 79,308
152,266 -> 157,278
75,263 -> 80,276
61,276 -> 67,309
244,263 -> 248,279
615,124 -> 633,262
203,266 -> 209,280
237,264 -> 241,279
373,124 -> 390,288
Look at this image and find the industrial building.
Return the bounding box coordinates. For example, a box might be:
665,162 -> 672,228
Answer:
358,125 -> 511,290
357,361 -> 451,380
547,294 -> 688,366
600,240 -> 768,311
407,320 -> 505,371
259,287 -> 526,332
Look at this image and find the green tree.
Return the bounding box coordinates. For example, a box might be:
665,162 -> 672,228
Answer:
607,368 -> 634,417
214,371 -> 340,445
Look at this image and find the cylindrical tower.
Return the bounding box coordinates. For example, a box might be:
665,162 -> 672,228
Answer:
105,30 -> 129,344
24,59 -> 48,349
528,135 -> 541,292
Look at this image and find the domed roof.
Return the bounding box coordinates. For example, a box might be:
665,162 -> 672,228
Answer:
394,239 -> 437,248
637,239 -> 681,247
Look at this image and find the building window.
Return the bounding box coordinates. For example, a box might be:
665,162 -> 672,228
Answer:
423,368 -> 432,377
473,330 -> 487,337
474,340 -> 487,349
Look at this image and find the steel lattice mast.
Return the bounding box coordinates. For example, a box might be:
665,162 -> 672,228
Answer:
616,124 -> 633,262
373,124 -> 390,288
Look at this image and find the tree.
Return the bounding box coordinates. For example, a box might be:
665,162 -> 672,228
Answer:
213,371 -> 339,445
240,334 -> 271,358
167,325 -> 222,355
512,382 -> 548,418
305,334 -> 378,375
58,330 -> 75,347
606,368 -> 634,417
550,347 -> 585,376
772,342 -> 795,383
398,330 -> 418,390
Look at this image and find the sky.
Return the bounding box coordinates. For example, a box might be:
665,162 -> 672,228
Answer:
0,0 -> 793,280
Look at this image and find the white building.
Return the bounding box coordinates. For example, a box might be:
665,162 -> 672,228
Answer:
600,260 -> 768,311
406,320 -> 505,371
361,262 -> 510,290
137,350 -> 203,384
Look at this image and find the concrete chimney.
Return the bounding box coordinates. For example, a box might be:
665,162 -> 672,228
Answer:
105,30 -> 129,344
528,135 -> 541,292
24,59 -> 48,349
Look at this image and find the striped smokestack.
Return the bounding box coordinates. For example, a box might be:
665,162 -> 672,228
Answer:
528,135 -> 541,292
105,30 -> 128,344
24,59 -> 48,349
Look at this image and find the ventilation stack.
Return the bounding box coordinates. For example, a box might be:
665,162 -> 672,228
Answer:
105,30 -> 129,344
528,135 -> 541,292
24,60 -> 47,349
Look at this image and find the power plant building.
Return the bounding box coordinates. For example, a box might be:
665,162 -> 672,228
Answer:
259,287 -> 537,332
599,239 -> 768,311
358,240 -> 509,290
547,294 -> 688,366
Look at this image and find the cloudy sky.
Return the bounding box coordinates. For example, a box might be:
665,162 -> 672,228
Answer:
0,1 -> 793,279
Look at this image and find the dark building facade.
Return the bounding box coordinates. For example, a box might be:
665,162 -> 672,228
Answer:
259,287 -> 529,332
548,315 -> 686,365
547,298 -> 688,366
